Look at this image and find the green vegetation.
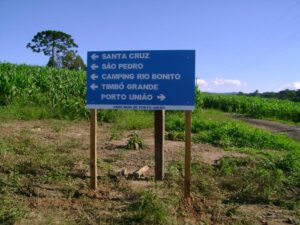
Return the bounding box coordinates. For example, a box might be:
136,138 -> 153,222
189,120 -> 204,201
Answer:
1,62 -> 300,223
129,190 -> 170,224
199,92 -> 300,123
167,109 -> 300,151
2,62 -> 299,124
0,63 -> 155,123
0,198 -> 25,225
241,89 -> 300,103
0,63 -> 86,119
218,157 -> 292,205
1,122 -> 297,224
126,132 -> 147,150
0,126 -> 82,224
165,109 -> 300,190
103,110 -> 153,130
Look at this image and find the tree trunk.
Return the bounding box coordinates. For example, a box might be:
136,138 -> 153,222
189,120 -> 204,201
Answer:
51,34 -> 55,67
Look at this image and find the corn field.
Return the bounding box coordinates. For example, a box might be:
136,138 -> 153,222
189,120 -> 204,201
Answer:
0,63 -> 87,118
1,63 -> 300,122
198,93 -> 300,123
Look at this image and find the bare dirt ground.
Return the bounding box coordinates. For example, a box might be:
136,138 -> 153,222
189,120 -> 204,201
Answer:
0,120 -> 298,224
233,115 -> 300,142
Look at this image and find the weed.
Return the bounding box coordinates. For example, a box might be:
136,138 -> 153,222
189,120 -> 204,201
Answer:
218,157 -> 287,204
51,120 -> 68,132
165,131 -> 184,141
126,132 -> 147,150
110,129 -> 122,140
0,198 -> 25,225
0,141 -> 13,154
191,162 -> 221,199
130,190 -> 170,225
165,160 -> 183,187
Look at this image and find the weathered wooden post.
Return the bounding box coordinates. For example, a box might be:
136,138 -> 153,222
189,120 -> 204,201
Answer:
155,110 -> 165,180
184,110 -> 192,198
90,109 -> 97,190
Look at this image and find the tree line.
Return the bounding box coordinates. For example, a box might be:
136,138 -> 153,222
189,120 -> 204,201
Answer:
27,30 -> 86,71
238,89 -> 300,102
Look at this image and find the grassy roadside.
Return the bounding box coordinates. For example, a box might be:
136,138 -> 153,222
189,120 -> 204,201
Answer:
165,109 -> 300,200
0,107 -> 299,224
0,121 -> 299,224
0,119 -> 299,224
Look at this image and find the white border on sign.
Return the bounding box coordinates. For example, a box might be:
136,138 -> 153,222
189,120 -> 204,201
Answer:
86,104 -> 195,110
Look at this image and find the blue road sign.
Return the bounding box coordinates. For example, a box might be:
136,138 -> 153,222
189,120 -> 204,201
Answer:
86,50 -> 195,110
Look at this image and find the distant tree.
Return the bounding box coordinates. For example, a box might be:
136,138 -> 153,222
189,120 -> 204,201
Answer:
244,89 -> 300,102
62,51 -> 86,71
26,30 -> 78,68
250,90 -> 259,96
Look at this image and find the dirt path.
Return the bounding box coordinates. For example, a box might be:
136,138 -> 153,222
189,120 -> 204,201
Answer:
234,115 -> 300,141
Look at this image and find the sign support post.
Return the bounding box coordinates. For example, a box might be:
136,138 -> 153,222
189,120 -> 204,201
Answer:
154,110 -> 165,180
86,50 -> 195,193
184,110 -> 192,198
90,109 -> 97,190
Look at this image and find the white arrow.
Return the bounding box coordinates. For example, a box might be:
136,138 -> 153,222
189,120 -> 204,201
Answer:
91,53 -> 99,60
91,64 -> 99,70
157,94 -> 166,101
91,74 -> 98,80
90,83 -> 98,90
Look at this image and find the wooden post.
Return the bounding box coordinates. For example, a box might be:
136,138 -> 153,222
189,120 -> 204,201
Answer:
154,110 -> 165,180
90,109 -> 97,190
184,111 -> 192,198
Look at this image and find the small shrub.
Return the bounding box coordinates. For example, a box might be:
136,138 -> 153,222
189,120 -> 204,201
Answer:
126,132 -> 147,150
130,190 -> 169,225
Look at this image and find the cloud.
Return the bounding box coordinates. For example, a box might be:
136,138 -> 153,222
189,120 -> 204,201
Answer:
284,81 -> 300,90
196,78 -> 208,87
292,81 -> 300,89
213,78 -> 242,86
195,77 -> 246,92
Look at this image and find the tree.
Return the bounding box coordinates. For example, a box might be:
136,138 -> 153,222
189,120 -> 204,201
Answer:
62,51 -> 86,71
26,30 -> 78,68
250,90 -> 259,96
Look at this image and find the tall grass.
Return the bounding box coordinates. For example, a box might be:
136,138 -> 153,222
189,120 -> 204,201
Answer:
166,110 -> 300,152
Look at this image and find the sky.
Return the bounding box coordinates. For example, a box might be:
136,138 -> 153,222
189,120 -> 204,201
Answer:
0,0 -> 300,93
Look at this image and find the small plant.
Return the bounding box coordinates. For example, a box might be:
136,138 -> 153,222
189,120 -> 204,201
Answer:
0,198 -> 25,225
130,190 -> 169,225
165,131 -> 184,141
126,132 -> 146,150
110,129 -> 122,140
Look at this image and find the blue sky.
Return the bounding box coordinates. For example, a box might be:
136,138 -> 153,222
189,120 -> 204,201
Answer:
0,0 -> 300,93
